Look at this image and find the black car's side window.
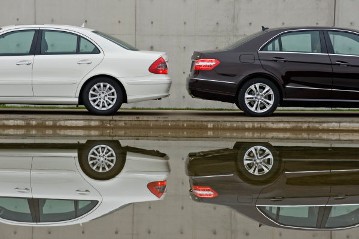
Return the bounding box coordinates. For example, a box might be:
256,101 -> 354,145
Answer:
0,30 -> 36,56
328,31 -> 359,56
262,31 -> 322,53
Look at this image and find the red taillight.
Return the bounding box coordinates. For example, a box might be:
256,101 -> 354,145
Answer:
147,180 -> 167,198
149,57 -> 168,74
191,186 -> 218,198
194,59 -> 220,71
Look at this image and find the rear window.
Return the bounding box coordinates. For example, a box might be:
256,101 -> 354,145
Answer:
93,31 -> 138,51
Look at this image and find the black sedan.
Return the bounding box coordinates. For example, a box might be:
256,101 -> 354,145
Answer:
187,27 -> 359,116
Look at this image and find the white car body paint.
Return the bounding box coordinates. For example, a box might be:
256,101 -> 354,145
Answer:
0,25 -> 171,106
0,142 -> 170,226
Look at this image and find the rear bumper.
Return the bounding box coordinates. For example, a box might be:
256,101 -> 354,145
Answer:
187,76 -> 236,103
124,75 -> 172,103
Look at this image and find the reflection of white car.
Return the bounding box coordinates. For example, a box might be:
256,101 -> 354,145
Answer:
0,141 -> 170,226
0,25 -> 171,115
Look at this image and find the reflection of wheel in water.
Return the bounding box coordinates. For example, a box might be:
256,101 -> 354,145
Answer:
236,143 -> 281,185
88,145 -> 117,173
79,141 -> 126,180
243,145 -> 274,176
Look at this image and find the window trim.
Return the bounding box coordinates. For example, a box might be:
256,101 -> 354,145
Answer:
259,29 -> 326,54
0,29 -> 38,56
78,36 -> 101,54
36,29 -> 101,56
257,204 -> 359,230
325,30 -> 359,57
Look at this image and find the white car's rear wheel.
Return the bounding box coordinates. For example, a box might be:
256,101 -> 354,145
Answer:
83,77 -> 123,115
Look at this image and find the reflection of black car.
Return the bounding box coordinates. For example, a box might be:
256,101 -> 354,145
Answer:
187,142 -> 359,230
187,27 -> 359,116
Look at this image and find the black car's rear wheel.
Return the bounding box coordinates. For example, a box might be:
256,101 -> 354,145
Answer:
238,78 -> 279,117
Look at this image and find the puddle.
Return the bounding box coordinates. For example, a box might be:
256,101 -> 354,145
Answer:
0,136 -> 358,238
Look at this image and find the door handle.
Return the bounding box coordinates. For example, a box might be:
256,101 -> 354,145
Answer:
16,60 -> 32,66
336,61 -> 349,66
333,195 -> 346,200
77,60 -> 92,65
76,189 -> 90,195
270,197 -> 284,201
15,187 -> 30,193
272,57 -> 287,62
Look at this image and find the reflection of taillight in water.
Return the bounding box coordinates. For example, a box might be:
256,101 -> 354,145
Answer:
191,186 -> 218,198
147,180 -> 167,198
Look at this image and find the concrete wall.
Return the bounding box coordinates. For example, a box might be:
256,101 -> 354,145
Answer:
0,0 -> 355,109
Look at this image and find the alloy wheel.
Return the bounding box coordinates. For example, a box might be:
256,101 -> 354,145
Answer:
244,83 -> 274,113
89,82 -> 117,111
88,145 -> 117,173
243,145 -> 274,176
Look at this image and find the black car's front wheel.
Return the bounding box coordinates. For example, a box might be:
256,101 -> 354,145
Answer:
238,78 -> 279,117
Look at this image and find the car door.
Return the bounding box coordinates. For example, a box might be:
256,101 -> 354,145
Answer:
0,29 -> 37,97
0,151 -> 32,198
326,30 -> 359,101
259,30 -> 333,101
31,155 -> 101,201
32,29 -> 104,98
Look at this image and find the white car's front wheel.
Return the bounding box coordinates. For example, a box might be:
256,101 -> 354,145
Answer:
83,77 -> 123,115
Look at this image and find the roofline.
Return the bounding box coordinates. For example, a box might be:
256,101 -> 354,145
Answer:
0,24 -> 94,32
264,26 -> 359,33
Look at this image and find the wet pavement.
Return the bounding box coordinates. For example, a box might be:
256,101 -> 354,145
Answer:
0,130 -> 359,239
1,109 -> 359,134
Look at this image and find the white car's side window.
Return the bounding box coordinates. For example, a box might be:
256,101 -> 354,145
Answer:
80,37 -> 100,54
41,30 -> 77,54
0,30 -> 35,56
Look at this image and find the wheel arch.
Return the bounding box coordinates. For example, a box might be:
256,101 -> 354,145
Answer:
78,74 -> 128,105
235,73 -> 284,105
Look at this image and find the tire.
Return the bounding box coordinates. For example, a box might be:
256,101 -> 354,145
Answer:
236,143 -> 282,185
78,141 -> 126,180
235,102 -> 242,111
82,77 -> 123,115
238,78 -> 279,117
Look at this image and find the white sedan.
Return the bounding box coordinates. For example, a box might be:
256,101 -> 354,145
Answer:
0,140 -> 170,226
0,25 -> 171,115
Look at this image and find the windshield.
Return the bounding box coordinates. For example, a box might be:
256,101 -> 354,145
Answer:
93,31 -> 138,51
224,31 -> 266,50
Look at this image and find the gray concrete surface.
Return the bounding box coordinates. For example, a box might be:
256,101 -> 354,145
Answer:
1,0 -> 356,109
